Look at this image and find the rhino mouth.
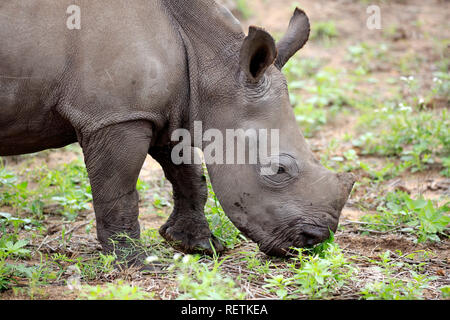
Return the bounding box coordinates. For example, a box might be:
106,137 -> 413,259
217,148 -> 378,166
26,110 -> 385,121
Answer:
256,219 -> 337,257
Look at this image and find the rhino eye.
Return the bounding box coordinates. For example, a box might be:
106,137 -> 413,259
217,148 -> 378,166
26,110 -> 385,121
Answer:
259,154 -> 299,188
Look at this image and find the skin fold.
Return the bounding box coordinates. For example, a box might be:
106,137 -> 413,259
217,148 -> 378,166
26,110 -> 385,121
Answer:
0,0 -> 355,263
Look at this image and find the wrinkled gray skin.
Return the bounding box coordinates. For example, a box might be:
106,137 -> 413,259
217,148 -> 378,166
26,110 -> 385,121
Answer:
0,0 -> 355,262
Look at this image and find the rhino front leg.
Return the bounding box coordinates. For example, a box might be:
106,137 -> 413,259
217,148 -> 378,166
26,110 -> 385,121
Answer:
81,121 -> 152,264
149,146 -> 224,255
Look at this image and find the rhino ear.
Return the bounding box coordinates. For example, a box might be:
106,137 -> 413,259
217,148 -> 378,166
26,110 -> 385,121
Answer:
240,26 -> 277,83
275,8 -> 310,69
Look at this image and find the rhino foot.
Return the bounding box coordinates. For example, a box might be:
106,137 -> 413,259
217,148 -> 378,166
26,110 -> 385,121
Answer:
159,218 -> 224,255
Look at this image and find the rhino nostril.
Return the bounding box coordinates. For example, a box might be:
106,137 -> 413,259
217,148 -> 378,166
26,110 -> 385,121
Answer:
302,228 -> 328,246
305,238 -> 318,247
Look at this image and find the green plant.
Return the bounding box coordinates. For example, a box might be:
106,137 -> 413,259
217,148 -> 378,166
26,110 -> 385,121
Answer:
353,103 -> 449,174
361,266 -> 432,300
0,159 -> 92,221
49,252 -> 115,282
359,250 -> 434,300
174,254 -> 245,300
361,192 -> 450,242
283,57 -> 323,83
407,199 -> 450,243
0,239 -> 30,259
304,67 -> 351,109
264,235 -> 357,299
136,178 -> 150,197
285,63 -> 352,137
427,71 -> 450,106
289,243 -> 356,298
240,251 -> 271,278
0,236 -> 58,296
441,156 -> 450,177
80,280 -> 153,300
311,21 -> 339,44
347,42 -> 389,74
440,286 -> 450,299
205,181 -> 243,249
26,254 -> 58,299
44,160 -> 92,220
152,192 -> 170,210
234,0 -> 252,20
358,161 -> 407,182
0,212 -> 34,233
0,166 -> 34,216
0,240 -> 31,288
263,274 -> 292,300
1,264 -> 31,292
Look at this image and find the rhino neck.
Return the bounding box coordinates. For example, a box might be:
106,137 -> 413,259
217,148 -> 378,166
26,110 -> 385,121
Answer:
164,0 -> 244,55
164,0 -> 245,141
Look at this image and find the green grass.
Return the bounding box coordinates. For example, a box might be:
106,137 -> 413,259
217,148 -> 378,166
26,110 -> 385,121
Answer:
80,280 -> 154,300
283,57 -> 353,137
353,106 -> 449,174
430,71 -> 450,105
310,21 -> 339,45
0,238 -> 31,291
0,158 -> 92,221
263,235 -> 357,299
361,191 -> 450,243
361,273 -> 432,300
441,286 -> 450,299
173,254 -> 246,300
234,0 -> 252,20
239,251 -> 271,280
360,251 -> 434,300
51,252 -> 116,282
205,179 -> 244,249
0,233 -> 59,296
347,42 -> 390,75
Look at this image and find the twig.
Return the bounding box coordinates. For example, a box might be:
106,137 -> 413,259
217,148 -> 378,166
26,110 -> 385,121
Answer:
36,235 -> 49,252
356,227 -> 404,234
41,221 -> 91,247
341,219 -> 397,228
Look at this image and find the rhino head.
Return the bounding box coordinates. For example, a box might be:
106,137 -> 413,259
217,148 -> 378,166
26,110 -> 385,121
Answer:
180,7 -> 355,256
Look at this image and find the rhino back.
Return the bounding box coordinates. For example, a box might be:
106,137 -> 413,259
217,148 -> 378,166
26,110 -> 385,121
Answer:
0,0 -> 187,154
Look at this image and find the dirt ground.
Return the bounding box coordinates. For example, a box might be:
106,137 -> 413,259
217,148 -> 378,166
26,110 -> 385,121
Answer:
0,0 -> 449,300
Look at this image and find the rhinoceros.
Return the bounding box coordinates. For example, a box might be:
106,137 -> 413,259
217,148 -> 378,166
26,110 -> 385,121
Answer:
0,0 -> 355,262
